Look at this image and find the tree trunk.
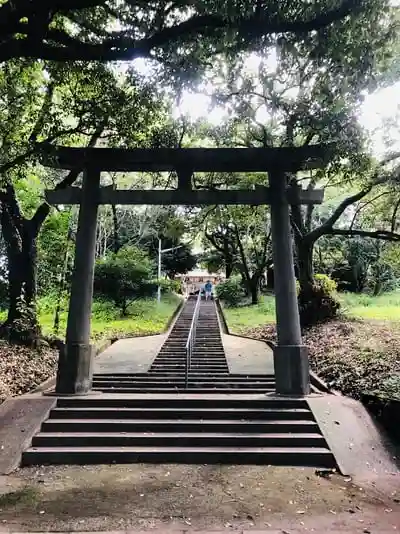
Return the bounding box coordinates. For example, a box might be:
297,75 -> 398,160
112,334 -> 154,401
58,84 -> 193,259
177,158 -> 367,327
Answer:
296,238 -> 315,292
111,203 -> 120,254
296,236 -> 340,327
225,259 -> 233,278
250,279 -> 259,305
0,206 -> 40,344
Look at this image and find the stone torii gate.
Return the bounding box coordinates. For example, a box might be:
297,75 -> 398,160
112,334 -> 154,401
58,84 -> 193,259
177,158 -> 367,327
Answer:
44,145 -> 332,397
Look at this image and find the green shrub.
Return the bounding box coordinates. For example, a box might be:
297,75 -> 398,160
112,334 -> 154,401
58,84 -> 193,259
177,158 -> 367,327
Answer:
94,246 -> 154,316
154,278 -> 182,294
215,276 -> 243,307
314,273 -> 338,294
374,375 -> 400,400
298,274 -> 340,328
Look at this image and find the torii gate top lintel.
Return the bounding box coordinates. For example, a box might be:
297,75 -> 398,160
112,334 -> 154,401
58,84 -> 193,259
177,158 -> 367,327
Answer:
44,144 -> 333,207
44,144 -> 334,173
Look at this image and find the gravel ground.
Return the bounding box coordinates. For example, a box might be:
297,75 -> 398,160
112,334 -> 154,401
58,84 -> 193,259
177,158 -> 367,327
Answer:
0,464 -> 398,532
0,341 -> 57,403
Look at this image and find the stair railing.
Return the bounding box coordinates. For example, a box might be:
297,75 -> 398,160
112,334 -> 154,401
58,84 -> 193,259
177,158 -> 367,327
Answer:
185,291 -> 202,389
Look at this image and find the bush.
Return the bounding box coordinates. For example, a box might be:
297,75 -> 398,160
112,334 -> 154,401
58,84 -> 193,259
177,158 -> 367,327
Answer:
374,375 -> 400,401
215,276 -> 243,307
154,278 -> 182,294
314,273 -> 338,294
94,246 -> 154,315
298,274 -> 340,328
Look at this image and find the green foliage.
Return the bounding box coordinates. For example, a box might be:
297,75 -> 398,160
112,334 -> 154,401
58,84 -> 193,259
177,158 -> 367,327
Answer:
161,243 -> 197,279
156,278 -> 182,294
215,276 -> 243,307
0,487 -> 39,508
3,1 -> 396,89
37,209 -> 72,294
314,273 -> 338,294
199,250 -> 225,275
298,274 -> 341,328
94,246 -> 155,316
374,375 -> 400,400
199,183 -> 272,303
330,237 -> 398,295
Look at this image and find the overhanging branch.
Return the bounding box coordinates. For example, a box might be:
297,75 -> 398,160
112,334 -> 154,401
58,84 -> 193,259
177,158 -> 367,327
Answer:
0,0 -> 365,62
325,229 -> 400,241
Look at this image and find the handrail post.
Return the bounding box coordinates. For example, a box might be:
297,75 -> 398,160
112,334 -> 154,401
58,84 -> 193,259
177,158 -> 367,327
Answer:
185,292 -> 201,390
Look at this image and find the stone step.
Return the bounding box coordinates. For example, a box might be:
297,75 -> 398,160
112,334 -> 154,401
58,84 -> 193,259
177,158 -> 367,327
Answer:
93,387 -> 276,394
93,372 -> 276,382
40,418 -> 319,434
155,352 -> 226,356
57,397 -> 302,409
50,407 -> 314,420
32,432 -> 327,448
149,372 -> 230,376
150,366 -> 229,370
151,363 -> 229,368
22,446 -> 335,467
92,375 -> 275,382
152,364 -> 227,367
92,382 -> 273,390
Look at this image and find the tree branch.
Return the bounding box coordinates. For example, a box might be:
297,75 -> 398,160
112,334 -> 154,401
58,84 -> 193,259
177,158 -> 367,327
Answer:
349,192 -> 390,230
30,122 -> 106,236
325,229 -> 400,241
391,197 -> 400,232
233,224 -> 251,283
307,187 -> 372,242
0,0 -> 365,62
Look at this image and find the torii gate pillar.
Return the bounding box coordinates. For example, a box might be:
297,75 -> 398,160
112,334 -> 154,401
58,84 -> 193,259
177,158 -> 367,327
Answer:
55,168 -> 100,395
270,170 -> 309,395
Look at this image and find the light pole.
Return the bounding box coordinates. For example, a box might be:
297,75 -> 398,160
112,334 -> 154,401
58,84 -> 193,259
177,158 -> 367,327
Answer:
157,238 -> 184,303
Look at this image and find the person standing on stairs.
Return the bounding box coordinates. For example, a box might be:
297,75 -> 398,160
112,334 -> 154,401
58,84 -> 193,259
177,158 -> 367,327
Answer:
204,279 -> 213,301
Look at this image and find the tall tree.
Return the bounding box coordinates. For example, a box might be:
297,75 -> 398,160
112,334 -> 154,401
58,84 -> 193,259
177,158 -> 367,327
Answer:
198,170 -> 272,305
0,60 -> 168,343
201,1 -> 398,320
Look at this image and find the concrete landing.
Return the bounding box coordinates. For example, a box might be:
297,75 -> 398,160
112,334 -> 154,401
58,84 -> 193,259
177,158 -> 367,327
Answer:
308,394 -> 400,482
222,333 -> 274,375
0,396 -> 56,474
94,335 -> 167,374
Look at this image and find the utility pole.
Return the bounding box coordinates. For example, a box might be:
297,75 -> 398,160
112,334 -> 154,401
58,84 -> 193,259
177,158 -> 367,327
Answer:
157,238 -> 162,303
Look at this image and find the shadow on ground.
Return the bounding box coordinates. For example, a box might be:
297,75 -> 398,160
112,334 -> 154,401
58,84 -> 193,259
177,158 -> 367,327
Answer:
0,464 -> 399,532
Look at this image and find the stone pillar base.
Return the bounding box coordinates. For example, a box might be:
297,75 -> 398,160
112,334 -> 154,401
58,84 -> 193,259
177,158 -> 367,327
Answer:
273,345 -> 310,396
55,343 -> 94,395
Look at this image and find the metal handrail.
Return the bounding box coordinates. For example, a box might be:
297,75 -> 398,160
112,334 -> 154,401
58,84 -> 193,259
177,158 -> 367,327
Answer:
185,291 -> 202,389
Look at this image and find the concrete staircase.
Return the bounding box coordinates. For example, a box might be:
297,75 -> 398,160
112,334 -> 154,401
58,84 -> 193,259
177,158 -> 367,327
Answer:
22,395 -> 335,467
92,298 -> 275,394
21,297 -> 336,468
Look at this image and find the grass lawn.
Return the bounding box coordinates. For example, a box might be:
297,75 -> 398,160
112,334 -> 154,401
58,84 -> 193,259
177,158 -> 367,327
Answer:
223,295 -> 276,333
339,291 -> 400,321
0,294 -> 181,342
224,290 -> 400,333
42,294 -> 181,340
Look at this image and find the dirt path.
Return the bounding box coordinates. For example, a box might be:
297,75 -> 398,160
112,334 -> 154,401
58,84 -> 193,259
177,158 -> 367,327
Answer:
0,464 -> 398,532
